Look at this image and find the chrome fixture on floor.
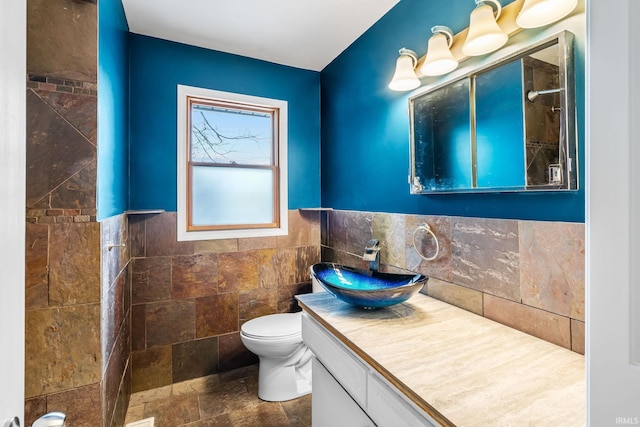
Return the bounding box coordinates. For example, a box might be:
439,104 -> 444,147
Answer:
32,412 -> 66,427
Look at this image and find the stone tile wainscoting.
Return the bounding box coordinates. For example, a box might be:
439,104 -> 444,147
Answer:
322,210 -> 585,354
24,0 -> 132,425
24,73 -> 105,424
101,214 -> 133,427
128,210 -> 320,393
25,76 -> 132,426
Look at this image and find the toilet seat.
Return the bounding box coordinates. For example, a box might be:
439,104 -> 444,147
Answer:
241,312 -> 302,340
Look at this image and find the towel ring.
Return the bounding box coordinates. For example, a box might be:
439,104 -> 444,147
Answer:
412,223 -> 440,261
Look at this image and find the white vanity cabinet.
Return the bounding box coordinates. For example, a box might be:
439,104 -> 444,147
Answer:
297,292 -> 585,426
302,312 -> 438,427
312,358 -> 375,427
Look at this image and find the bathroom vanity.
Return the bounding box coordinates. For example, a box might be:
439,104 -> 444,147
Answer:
296,292 -> 585,427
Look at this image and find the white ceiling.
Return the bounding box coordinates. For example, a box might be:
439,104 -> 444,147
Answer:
122,0 -> 400,71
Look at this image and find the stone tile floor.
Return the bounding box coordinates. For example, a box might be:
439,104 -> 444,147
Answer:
124,364 -> 311,427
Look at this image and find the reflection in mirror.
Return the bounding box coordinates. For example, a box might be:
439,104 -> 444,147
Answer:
523,48 -> 562,186
475,59 -> 526,188
412,79 -> 471,191
409,31 -> 576,194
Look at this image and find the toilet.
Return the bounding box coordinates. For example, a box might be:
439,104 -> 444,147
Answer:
240,275 -> 324,402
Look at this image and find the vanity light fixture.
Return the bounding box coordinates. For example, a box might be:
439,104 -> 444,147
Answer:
388,0 -> 579,92
515,0 -> 578,28
420,26 -> 459,76
388,48 -> 421,91
462,0 -> 508,56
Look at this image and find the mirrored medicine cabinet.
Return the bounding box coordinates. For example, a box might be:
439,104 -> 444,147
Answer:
409,31 -> 577,194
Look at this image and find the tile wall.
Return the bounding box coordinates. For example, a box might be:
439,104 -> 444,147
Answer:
24,77 -> 104,426
25,77 -> 131,427
24,1 -> 129,426
322,210 -> 585,354
101,214 -> 133,427
128,210 -> 320,392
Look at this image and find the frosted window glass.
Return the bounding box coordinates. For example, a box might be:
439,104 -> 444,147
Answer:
191,104 -> 273,165
192,166 -> 274,226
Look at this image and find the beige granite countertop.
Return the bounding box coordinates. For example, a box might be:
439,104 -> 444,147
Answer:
297,292 -> 585,427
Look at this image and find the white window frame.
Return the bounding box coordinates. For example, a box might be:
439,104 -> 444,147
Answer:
177,85 -> 288,241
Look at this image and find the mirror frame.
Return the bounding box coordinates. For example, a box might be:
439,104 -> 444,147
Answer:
409,31 -> 577,194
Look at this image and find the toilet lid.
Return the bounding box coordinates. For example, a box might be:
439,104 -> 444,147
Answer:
241,312 -> 302,340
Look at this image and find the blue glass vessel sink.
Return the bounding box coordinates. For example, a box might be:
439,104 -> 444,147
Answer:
310,263 -> 428,309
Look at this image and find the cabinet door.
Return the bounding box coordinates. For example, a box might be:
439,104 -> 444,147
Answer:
368,374 -> 438,427
312,358 -> 376,427
302,313 -> 368,406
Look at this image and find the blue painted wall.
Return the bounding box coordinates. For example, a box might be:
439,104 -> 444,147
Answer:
320,0 -> 585,222
97,0 -> 130,220
128,35 -> 321,211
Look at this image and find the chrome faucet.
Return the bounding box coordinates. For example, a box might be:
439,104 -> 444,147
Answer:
32,412 -> 66,427
363,239 -> 380,271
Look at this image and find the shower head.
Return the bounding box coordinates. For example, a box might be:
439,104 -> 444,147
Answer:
527,88 -> 563,102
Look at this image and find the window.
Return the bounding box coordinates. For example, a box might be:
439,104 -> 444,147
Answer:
177,85 -> 288,241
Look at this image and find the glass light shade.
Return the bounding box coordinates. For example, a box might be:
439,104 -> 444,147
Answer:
420,33 -> 459,76
388,53 -> 420,91
515,0 -> 578,28
462,4 -> 508,56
